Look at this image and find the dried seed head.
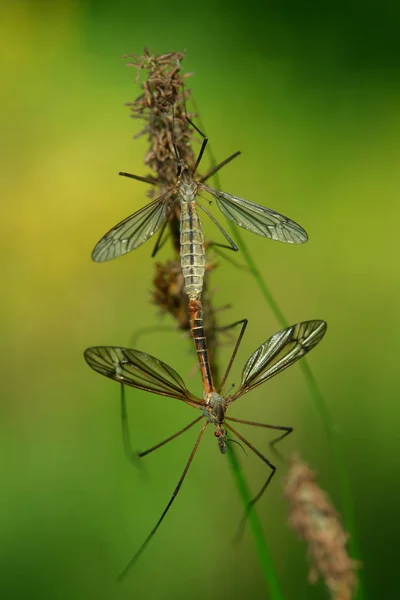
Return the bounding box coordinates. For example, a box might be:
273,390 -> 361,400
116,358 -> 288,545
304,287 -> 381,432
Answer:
152,260 -> 189,331
124,48 -> 196,189
284,455 -> 360,600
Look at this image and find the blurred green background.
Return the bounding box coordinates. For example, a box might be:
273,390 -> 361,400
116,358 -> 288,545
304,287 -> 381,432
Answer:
2,1 -> 399,598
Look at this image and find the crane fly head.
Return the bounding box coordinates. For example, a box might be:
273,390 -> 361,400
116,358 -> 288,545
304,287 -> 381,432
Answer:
214,426 -> 227,454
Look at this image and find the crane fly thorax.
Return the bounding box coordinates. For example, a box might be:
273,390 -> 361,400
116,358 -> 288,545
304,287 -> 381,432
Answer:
178,165 -> 198,202
203,392 -> 226,424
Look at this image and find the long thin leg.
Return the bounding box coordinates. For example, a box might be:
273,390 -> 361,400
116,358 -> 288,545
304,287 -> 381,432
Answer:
150,198 -> 179,257
151,218 -> 171,257
185,117 -> 208,174
199,151 -> 241,183
218,319 -> 249,394
120,384 -> 144,472
212,303 -> 232,316
171,105 -> 180,164
216,318 -> 248,334
117,421 -> 208,580
138,416 -> 204,458
225,423 -> 276,541
187,98 -> 235,186
186,116 -> 207,139
186,114 -> 241,179
225,417 -> 293,463
197,203 -> 238,251
209,245 -> 249,269
194,137 -> 208,174
129,325 -> 177,347
119,171 -> 157,185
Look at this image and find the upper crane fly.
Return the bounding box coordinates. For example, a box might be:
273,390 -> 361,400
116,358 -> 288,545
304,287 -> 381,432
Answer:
91,120 -> 308,300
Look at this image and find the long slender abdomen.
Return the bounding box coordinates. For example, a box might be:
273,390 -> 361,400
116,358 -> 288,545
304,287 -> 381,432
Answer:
180,202 -> 206,299
188,298 -> 214,394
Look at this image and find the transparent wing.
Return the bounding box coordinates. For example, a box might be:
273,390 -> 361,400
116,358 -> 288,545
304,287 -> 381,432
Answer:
84,346 -> 201,404
231,320 -> 327,401
92,191 -> 174,262
201,184 -> 308,244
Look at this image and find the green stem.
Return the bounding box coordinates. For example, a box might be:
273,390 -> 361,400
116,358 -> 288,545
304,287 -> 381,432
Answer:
191,102 -> 284,598
226,225 -> 365,600
226,437 -> 285,600
196,112 -> 365,598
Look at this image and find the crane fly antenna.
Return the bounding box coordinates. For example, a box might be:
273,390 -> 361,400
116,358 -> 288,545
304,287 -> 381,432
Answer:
218,319 -> 248,394
117,421 -> 208,581
226,437 -> 248,456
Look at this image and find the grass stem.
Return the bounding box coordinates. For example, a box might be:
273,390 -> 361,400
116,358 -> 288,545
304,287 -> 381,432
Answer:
198,116 -> 365,598
226,437 -> 285,599
226,224 -> 365,600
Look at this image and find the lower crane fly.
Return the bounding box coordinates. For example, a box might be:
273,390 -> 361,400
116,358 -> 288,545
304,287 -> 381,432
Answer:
84,319 -> 327,579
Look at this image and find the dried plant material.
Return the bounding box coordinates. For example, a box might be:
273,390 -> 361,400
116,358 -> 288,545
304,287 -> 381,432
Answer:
124,48 -> 195,191
284,455 -> 360,600
152,260 -> 189,331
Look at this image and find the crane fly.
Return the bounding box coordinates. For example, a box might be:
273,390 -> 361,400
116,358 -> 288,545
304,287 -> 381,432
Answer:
91,120 -> 308,301
84,319 -> 327,578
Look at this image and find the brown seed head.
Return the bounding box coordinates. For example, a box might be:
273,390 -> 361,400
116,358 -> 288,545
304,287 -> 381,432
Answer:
284,455 -> 361,600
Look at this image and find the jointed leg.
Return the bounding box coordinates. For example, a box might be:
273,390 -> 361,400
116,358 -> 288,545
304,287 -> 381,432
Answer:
120,384 -> 145,472
119,171 -> 156,185
199,151 -> 241,183
151,219 -> 171,257
129,325 -> 178,348
198,203 -> 238,252
138,416 -> 204,458
209,245 -> 249,270
225,423 -> 276,513
118,421 -> 208,580
218,319 -> 249,394
225,423 -> 276,542
225,416 -> 293,463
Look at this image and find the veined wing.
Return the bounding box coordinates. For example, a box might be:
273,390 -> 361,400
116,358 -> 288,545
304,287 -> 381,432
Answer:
230,320 -> 327,401
84,346 -> 201,404
92,191 -> 174,262
201,184 -> 308,244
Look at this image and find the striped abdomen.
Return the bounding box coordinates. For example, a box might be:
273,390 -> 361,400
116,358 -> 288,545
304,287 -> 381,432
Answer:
188,298 -> 214,394
180,201 -> 206,299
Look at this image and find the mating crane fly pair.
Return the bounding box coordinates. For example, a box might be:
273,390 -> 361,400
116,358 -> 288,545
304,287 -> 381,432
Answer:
85,117 -> 326,577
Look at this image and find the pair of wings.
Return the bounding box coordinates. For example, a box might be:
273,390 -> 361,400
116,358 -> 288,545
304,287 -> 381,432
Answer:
91,183 -> 308,262
84,320 -> 327,403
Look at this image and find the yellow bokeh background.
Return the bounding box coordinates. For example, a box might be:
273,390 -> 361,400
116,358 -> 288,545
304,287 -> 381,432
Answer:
2,2 -> 399,598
